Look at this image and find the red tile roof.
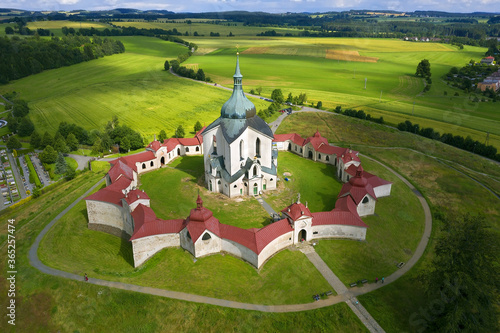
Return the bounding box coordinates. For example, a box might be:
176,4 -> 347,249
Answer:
108,160 -> 134,183
304,131 -> 330,151
85,186 -> 125,206
254,219 -> 293,254
147,140 -> 161,152
178,137 -> 201,146
363,171 -> 393,188
339,166 -> 377,204
281,202 -> 312,220
110,151 -> 156,172
334,195 -> 359,214
273,133 -> 305,146
162,138 -> 181,152
130,204 -> 185,241
220,224 -> 259,253
124,189 -> 150,205
311,210 -> 367,228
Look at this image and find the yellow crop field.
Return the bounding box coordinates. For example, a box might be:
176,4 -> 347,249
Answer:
325,49 -> 379,62
27,21 -> 110,30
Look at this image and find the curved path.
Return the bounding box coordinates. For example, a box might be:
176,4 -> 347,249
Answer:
28,155 -> 432,315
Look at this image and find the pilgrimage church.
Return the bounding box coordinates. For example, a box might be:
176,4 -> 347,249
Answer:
84,55 -> 392,269
202,55 -> 277,197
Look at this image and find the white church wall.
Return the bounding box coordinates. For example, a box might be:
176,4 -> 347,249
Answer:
311,225 -> 366,241
221,239 -> 258,267
126,198 -> 150,212
194,230 -> 222,257
86,200 -> 132,237
180,228 -> 195,256
373,184 -> 392,198
357,195 -> 376,217
257,231 -> 293,268
132,233 -> 180,267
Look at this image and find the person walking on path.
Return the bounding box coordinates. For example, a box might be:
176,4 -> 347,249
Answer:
84,273 -> 88,282
375,277 -> 378,283
381,277 -> 384,283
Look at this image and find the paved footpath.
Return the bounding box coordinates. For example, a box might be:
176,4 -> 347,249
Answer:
300,245 -> 384,332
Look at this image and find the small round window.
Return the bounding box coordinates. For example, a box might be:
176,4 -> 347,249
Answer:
362,197 -> 369,204
202,233 -> 211,241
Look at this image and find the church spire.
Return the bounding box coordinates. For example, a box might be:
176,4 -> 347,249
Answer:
220,52 -> 256,119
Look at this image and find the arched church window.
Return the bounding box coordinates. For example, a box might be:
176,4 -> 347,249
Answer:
240,139 -> 244,160
253,165 -> 258,177
150,161 -> 154,167
234,185 -> 237,188
196,146 -> 199,152
318,154 -> 322,160
142,163 -> 146,169
187,231 -> 191,239
255,138 -> 261,157
326,156 -> 330,161
218,180 -> 221,185
213,135 -> 217,154
186,147 -> 190,152
362,196 -> 369,204
202,233 -> 211,241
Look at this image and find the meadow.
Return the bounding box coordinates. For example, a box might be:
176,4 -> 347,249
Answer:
0,36 -> 270,140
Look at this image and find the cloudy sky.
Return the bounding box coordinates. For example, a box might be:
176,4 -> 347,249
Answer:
3,0 -> 500,14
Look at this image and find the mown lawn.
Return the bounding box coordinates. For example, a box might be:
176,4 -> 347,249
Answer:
263,151 -> 342,213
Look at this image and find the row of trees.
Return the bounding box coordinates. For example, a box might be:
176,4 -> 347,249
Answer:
334,106 -> 385,124
0,34 -> 125,84
397,120 -> 499,161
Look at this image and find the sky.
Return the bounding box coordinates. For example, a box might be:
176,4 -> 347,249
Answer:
2,0 -> 500,14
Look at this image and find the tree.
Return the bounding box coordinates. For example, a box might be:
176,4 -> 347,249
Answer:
55,152 -> 67,174
6,136 -> 22,151
92,137 -> 102,155
158,130 -> 167,142
5,26 -> 14,34
53,137 -> 69,154
120,136 -> 131,152
65,166 -> 76,180
164,60 -> 170,71
32,187 -> 41,198
416,59 -> 431,78
41,131 -> 53,149
422,214 -> 499,333
66,133 -> 79,152
271,89 -> 284,104
40,145 -> 57,164
316,101 -> 323,109
256,86 -> 262,95
175,125 -> 185,138
286,92 -> 293,103
194,121 -> 202,133
196,68 -> 205,81
30,131 -> 41,149
17,117 -> 35,137
12,100 -> 29,117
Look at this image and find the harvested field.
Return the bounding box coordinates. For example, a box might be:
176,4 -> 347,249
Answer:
242,47 -> 270,54
194,47 -> 218,55
325,49 -> 378,63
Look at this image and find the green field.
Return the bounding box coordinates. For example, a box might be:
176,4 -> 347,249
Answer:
0,36 -> 270,140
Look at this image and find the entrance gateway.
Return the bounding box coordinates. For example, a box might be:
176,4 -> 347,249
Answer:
298,229 -> 307,242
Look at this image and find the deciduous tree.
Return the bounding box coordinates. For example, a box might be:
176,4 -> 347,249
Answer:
158,130 -> 167,142
194,121 -> 202,133
6,136 -> 22,151
416,59 -> 431,78
175,125 -> 185,138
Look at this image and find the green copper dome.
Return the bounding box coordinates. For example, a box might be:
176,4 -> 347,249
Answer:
220,55 -> 256,119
